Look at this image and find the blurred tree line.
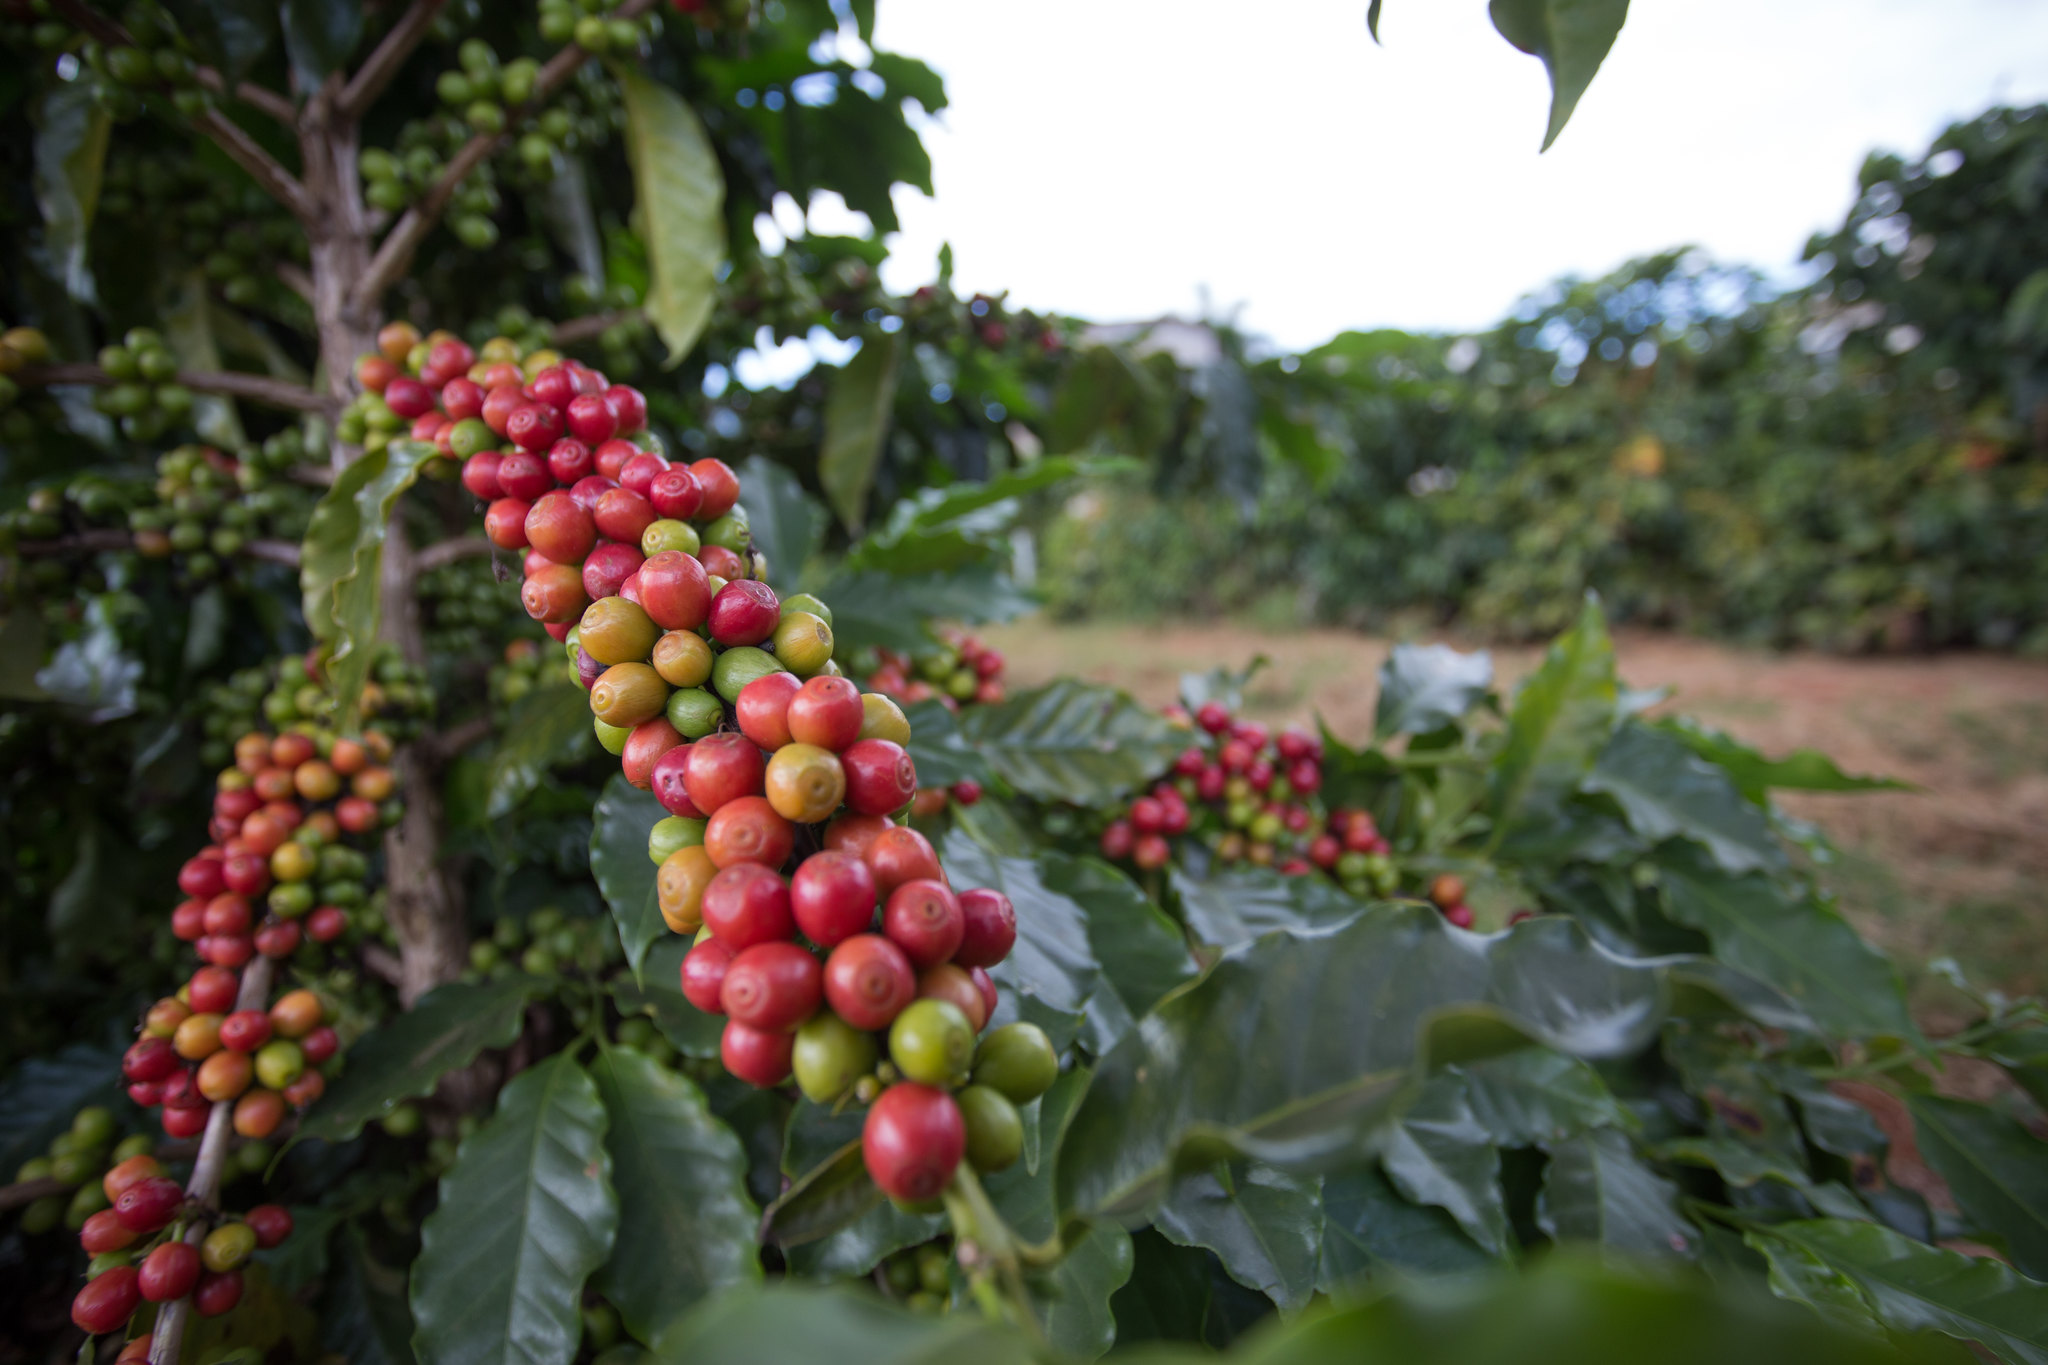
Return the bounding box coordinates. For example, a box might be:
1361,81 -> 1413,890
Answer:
1035,103 -> 2048,653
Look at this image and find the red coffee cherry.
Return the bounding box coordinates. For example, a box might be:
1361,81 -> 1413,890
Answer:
593,487 -> 656,544
218,1010 -> 272,1054
690,458 -> 741,519
953,888 -> 1017,968
785,676 -> 864,751
648,465 -> 702,520
707,580 -> 780,647
681,937 -> 736,1013
114,1176 -> 186,1233
300,1025 -> 340,1066
735,672 -> 801,750
244,1204 -> 294,1249
193,1269 -> 243,1317
124,1036 -> 178,1083
700,863 -> 795,951
496,450 -> 552,500
883,880 -> 965,968
862,1082 -> 964,1203
80,1209 -> 139,1255
71,1265 -> 141,1335
683,733 -> 766,815
619,451 -> 668,500
789,850 -> 877,948
606,384 -> 648,433
720,941 -> 824,1033
188,966 -> 238,1014
720,1020 -> 794,1087
138,1241 -> 202,1302
841,740 -> 918,816
524,490 -> 597,564
638,550 -> 711,632
864,826 -> 943,898
822,933 -> 916,1032
567,391 -> 618,444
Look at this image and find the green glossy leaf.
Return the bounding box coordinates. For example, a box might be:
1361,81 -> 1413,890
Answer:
1657,844 -> 1915,1042
298,441 -> 434,730
318,1225 -> 415,1365
1169,865 -> 1366,948
649,1284 -> 1037,1365
1586,723 -> 1785,874
736,455 -> 823,594
1908,1095 -> 2048,1279
763,1137 -> 886,1251
1317,1164 -> 1496,1292
819,563 -> 1036,655
1115,1229 -> 1276,1349
592,774 -> 669,975
1487,595 -> 1617,850
1366,0 -> 1384,42
1460,1047 -> 1631,1147
1746,1218 -> 2048,1365
819,335 -> 902,532
1056,907 -> 1672,1223
1380,1074 -> 1508,1254
610,936 -> 723,1059
1375,643 -> 1494,738
483,683 -> 593,820
1656,1137 -> 1816,1190
1155,1161 -> 1323,1312
956,680 -> 1190,806
280,0 -> 362,88
1040,854 -> 1196,1025
31,82 -> 109,302
1980,1024 -> 2048,1111
1657,718 -> 1908,805
0,1042 -> 123,1177
848,456 -> 1115,573
296,976 -> 544,1146
412,1054 -> 618,1365
1539,1126 -> 1695,1259
901,698 -> 993,789
164,0 -> 276,80
590,1048 -> 760,1344
616,68 -> 726,364
1487,0 -> 1629,150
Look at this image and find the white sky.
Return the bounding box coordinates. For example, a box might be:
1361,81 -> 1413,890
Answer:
849,0 -> 2048,351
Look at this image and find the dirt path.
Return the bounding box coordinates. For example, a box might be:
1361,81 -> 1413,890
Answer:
984,618 -> 2048,1002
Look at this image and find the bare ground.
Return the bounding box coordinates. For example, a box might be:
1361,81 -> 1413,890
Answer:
984,618 -> 2048,1007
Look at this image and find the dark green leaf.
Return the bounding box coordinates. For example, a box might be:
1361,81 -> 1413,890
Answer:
0,611 -> 50,701
1366,0 -> 1384,41
616,68 -> 726,363
165,0 -> 276,81
1487,595 -> 1617,850
1040,854 -> 1195,1024
735,455 -> 823,594
1657,718 -> 1908,805
0,1042 -> 123,1177
763,1139 -> 885,1251
412,1054 -> 618,1365
1380,1074 -> 1509,1254
31,82 -> 109,302
848,456 -> 1115,573
590,1048 -> 760,1344
1375,643 -> 1494,738
298,441 -> 434,730
1169,865 -> 1366,948
318,1225 -> 416,1365
1460,1048 -> 1631,1146
483,683 -> 593,819
1317,1164 -> 1496,1292
1538,1127 -> 1695,1259
1586,723 -> 1785,874
1907,1095 -> 2048,1279
867,52 -> 948,112
901,698 -> 993,789
164,272 -> 245,449
1654,1137 -> 1815,1189
1980,1024 -> 2048,1111
1745,1218 -> 2048,1365
1657,844 -> 1915,1042
592,774 -> 670,975
819,564 -> 1036,655
956,680 -> 1190,806
1179,654 -> 1269,716
1114,1229 -> 1276,1349
1155,1161 -> 1323,1312
1487,0 -> 1629,150
1056,907 -> 1672,1223
649,1284 -> 1037,1365
296,976 -> 544,1145
610,936 -> 723,1059
280,0 -> 361,88
819,335 -> 901,531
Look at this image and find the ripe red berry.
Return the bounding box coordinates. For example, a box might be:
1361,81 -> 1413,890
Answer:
681,937 -> 735,1013
202,894 -> 250,936
720,1019 -> 794,1087
547,437 -> 593,484
80,1209 -> 138,1254
566,392 -> 618,444
496,450 -> 552,501
683,733 -> 766,815
619,451 -> 669,500
953,888 -> 1016,968
621,719 -> 684,790
1220,739 -> 1254,773
883,880 -> 964,968
306,905 -> 348,943
1309,833 -> 1341,868
1129,796 -> 1165,835
480,382 -> 525,436
638,550 -> 711,632
862,1083 -> 964,1203
648,466 -> 703,520
193,1269 -> 243,1318
701,863 -> 795,950
521,563 -> 587,624
790,850 -> 877,947
188,966 -> 239,1014
484,496 -> 533,549
1288,758 -> 1322,794
138,1240 -> 201,1302
581,541 -> 644,601
593,487 -> 657,545
605,384 -> 648,433
300,1025 -> 340,1066
442,376 -> 486,420
178,856 -> 226,899
1100,820 -> 1135,860
707,580 -> 780,647
1444,904 -> 1475,929
124,1036 -> 178,1083
1196,701 -> 1232,734
218,1009 -> 271,1053
1133,834 -> 1170,870
507,402 -> 564,452
823,934 -> 916,1031
689,458 -> 741,519
244,1204 -> 293,1249
524,490 -> 597,564
950,779 -> 983,806
114,1176 -> 185,1233
720,941 -> 824,1032
736,672 -> 801,750
383,375 -> 434,418
786,676 -> 864,751
864,826 -> 942,898
594,438 -> 638,482
568,474 -> 614,513
162,1103 -> 211,1138
697,544 -> 745,580
704,795 -> 795,870
970,966 -> 998,1020
71,1265 -> 141,1334
840,739 -> 918,816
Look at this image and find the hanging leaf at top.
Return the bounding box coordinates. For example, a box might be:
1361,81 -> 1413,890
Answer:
616,67 -> 726,365
1488,0 -> 1630,150
819,334 -> 903,533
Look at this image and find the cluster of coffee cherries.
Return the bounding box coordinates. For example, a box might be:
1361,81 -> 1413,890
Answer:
1096,700 -> 1401,899
861,627 -> 1007,711
69,1148 -> 293,1339
199,651 -> 433,767
488,637 -> 548,707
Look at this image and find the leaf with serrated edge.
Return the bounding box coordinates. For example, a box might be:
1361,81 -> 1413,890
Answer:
957,680 -> 1190,806
1156,1162 -> 1323,1313
1747,1218 -> 2048,1365
1055,906 -> 1671,1224
294,977 -> 543,1146
1908,1095 -> 2048,1280
1539,1127 -> 1695,1260
411,1054 -> 618,1365
590,1049 -> 759,1344
1587,723 -> 1786,874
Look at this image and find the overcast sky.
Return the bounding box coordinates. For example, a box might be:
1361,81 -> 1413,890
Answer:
852,0 -> 2048,351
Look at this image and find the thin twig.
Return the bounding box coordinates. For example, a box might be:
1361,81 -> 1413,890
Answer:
340,0 -> 450,118
244,539 -> 302,567
350,0 -> 656,312
292,464 -> 337,487
49,0 -> 312,220
191,67 -> 298,125
15,528 -> 133,557
277,262 -> 316,302
16,364 -> 332,414
414,536 -> 493,572
426,714 -> 494,765
362,941 -> 406,987
551,308 -> 643,346
148,956 -> 273,1365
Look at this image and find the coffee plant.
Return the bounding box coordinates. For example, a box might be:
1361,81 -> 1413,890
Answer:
3,0 -> 2046,1362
